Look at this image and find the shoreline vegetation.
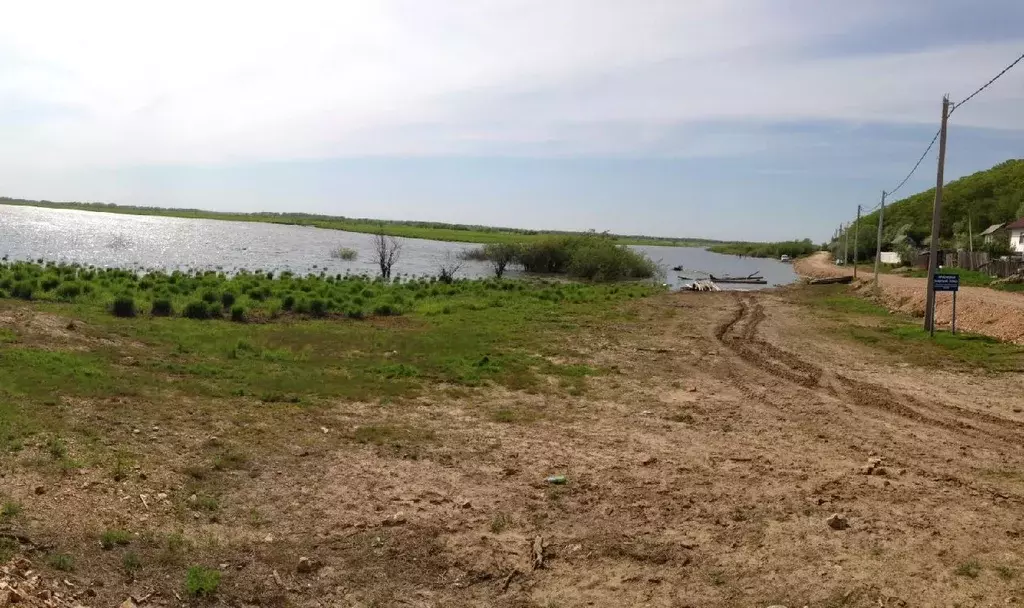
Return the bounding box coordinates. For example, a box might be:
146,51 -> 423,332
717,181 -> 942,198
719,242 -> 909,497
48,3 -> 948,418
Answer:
1,198 -> 719,248
707,238 -> 819,259
0,235 -> 663,323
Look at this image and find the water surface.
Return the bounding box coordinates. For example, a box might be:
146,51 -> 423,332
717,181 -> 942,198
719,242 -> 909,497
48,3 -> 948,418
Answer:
0,205 -> 797,289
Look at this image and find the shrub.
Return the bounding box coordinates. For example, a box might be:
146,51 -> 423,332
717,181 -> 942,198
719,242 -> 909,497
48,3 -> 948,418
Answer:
200,290 -> 217,304
484,243 -> 519,278
309,298 -> 327,317
40,275 -> 61,291
567,241 -> 658,281
206,302 -> 223,317
185,566 -> 221,597
346,308 -> 365,320
373,303 -> 397,316
220,292 -> 236,308
11,280 -> 35,300
151,298 -> 173,316
230,305 -> 246,323
55,282 -> 83,301
183,301 -> 209,320
293,298 -> 311,315
282,294 -> 296,310
516,236 -> 576,273
331,247 -> 358,261
111,295 -> 137,318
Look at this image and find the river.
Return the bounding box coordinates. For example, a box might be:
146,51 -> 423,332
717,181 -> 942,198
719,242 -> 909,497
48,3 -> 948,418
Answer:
0,205 -> 796,289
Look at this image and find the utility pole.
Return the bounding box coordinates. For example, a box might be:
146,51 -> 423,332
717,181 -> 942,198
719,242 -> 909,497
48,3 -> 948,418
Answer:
873,191 -> 887,290
924,95 -> 950,333
968,209 -> 974,270
843,223 -> 850,265
853,204 -> 861,278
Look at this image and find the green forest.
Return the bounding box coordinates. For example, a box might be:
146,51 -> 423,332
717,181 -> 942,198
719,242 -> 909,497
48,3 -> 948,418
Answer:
834,159 -> 1024,262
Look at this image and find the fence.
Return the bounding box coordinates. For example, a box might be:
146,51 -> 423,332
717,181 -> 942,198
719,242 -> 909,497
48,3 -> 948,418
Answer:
937,249 -> 1024,277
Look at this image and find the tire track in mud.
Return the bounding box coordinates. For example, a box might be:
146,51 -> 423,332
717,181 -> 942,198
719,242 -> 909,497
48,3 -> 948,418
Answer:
712,292 -> 1024,504
714,293 -> 1024,444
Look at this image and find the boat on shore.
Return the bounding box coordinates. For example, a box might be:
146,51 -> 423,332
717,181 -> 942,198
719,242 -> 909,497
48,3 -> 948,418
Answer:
708,273 -> 767,285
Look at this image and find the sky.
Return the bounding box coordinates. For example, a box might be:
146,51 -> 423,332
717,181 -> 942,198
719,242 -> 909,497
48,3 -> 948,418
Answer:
1,1 -> 1022,242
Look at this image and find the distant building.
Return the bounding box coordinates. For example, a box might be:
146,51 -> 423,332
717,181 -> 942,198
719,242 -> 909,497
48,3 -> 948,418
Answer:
879,251 -> 901,265
1008,218 -> 1024,255
979,222 -> 1007,244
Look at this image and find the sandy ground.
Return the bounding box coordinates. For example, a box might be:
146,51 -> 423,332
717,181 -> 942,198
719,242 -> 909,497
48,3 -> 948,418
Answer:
795,252 -> 1024,343
5,291 -> 1024,607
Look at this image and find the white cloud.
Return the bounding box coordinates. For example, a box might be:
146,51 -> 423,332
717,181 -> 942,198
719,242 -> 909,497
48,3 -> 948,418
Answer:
0,0 -> 1022,167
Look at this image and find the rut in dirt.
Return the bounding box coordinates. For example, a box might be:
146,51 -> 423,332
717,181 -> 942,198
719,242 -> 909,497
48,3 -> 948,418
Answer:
713,293 -> 1024,447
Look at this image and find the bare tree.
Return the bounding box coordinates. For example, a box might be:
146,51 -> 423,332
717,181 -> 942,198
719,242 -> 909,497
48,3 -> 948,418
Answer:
437,251 -> 463,284
372,228 -> 402,280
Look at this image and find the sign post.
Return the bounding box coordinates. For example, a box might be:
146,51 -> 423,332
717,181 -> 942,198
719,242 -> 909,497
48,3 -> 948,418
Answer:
932,273 -> 960,336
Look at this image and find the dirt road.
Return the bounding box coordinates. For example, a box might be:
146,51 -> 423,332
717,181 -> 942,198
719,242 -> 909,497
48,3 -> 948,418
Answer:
5,289 -> 1024,607
796,251 -> 1024,343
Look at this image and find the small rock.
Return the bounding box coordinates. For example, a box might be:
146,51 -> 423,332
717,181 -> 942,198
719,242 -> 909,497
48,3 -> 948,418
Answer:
382,512 -> 407,526
263,534 -> 274,543
156,493 -> 168,500
1014,408 -> 1022,413
826,513 -> 849,530
120,600 -> 138,608
640,455 -> 657,466
188,494 -> 197,503
459,499 -> 472,509
766,605 -> 788,608
33,484 -> 45,495
687,386 -> 697,393
297,557 -> 316,573
871,467 -> 888,476
132,429 -> 140,434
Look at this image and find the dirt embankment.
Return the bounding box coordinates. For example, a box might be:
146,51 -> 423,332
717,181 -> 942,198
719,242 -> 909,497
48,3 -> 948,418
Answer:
795,252 -> 1024,343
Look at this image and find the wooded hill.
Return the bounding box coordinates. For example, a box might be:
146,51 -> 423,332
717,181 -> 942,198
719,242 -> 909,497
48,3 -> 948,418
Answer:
836,159 -> 1024,261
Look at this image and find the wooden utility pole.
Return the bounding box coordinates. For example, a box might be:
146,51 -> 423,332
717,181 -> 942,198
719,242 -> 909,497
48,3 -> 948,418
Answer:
853,205 -> 862,278
924,95 -> 950,333
843,223 -> 850,265
873,191 -> 887,289
968,209 -> 974,270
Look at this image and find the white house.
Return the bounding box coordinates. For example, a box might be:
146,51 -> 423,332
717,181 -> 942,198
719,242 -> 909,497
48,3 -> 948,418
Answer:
1009,218 -> 1024,255
879,251 -> 902,265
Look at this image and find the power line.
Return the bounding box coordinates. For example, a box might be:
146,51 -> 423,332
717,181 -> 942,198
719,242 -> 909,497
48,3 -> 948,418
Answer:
886,128 -> 941,198
950,50 -> 1024,115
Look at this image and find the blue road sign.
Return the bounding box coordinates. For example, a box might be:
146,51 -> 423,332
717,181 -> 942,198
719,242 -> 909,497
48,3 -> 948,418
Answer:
933,273 -> 959,292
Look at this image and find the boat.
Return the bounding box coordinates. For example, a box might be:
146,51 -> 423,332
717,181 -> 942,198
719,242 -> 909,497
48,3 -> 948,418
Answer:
780,254 -> 791,262
671,265 -> 684,272
708,273 -> 767,285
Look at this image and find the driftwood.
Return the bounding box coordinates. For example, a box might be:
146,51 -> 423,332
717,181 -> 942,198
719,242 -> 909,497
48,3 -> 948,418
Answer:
687,280 -> 720,292
501,569 -> 519,592
808,276 -> 853,285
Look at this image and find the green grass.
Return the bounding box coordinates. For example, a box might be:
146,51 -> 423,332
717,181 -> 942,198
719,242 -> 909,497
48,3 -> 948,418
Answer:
100,529 -> 132,549
47,553 -> 75,571
954,559 -> 982,578
0,261 -> 660,469
1,199 -> 718,248
1,501 -> 22,519
185,566 -> 221,597
708,238 -> 818,259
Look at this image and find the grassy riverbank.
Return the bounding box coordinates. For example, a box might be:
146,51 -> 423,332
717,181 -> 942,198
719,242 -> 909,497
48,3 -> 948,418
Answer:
707,238 -> 819,259
1,198 -> 718,247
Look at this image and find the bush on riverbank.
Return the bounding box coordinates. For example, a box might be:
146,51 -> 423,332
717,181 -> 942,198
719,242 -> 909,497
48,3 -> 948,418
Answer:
0,260 -> 663,322
461,235 -> 659,281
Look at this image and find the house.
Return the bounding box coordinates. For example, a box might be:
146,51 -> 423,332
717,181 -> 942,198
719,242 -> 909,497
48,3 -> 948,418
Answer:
1008,218 -> 1024,255
979,222 -> 1006,244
